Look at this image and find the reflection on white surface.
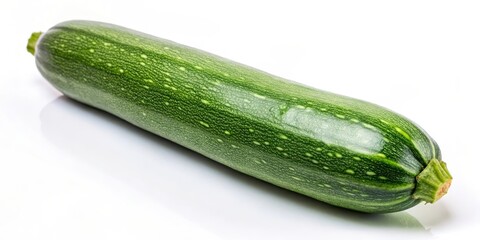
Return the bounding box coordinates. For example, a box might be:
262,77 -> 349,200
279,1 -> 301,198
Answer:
38,97 -> 432,240
2,1 -> 479,238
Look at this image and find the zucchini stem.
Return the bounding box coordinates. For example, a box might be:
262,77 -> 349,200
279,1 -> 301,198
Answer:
27,32 -> 43,55
413,159 -> 452,203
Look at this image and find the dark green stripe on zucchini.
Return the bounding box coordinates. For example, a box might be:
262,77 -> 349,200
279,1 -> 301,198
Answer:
28,20 -> 452,213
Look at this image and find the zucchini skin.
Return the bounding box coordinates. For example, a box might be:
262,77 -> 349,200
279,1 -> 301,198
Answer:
33,20 -> 448,213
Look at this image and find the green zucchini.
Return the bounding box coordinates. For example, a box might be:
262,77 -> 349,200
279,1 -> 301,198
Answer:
28,20 -> 452,213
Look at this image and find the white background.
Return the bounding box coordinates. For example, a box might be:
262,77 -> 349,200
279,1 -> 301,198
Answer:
1,1 -> 479,239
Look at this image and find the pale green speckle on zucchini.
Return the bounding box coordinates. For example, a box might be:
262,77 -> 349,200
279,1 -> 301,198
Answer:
28,20 -> 452,213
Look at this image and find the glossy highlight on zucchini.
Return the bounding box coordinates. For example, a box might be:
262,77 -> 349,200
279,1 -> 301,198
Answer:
28,20 -> 452,213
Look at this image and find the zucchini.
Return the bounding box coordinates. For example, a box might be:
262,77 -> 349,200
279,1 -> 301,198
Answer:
28,20 -> 452,213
